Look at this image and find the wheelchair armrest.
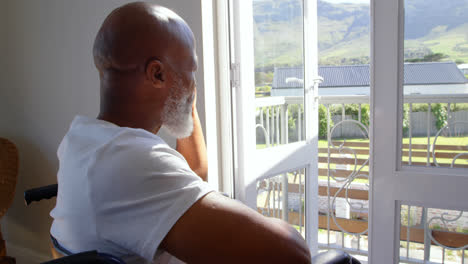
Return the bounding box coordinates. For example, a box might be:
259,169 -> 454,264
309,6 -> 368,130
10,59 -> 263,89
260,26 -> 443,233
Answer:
24,184 -> 58,205
41,251 -> 126,264
41,251 -> 99,264
312,249 -> 361,264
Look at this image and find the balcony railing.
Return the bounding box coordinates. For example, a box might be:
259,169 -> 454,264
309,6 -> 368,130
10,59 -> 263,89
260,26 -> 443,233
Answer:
254,94 -> 468,263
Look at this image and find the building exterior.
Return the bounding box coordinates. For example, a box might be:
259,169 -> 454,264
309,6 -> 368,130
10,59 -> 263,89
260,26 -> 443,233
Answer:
271,62 -> 468,96
458,63 -> 468,75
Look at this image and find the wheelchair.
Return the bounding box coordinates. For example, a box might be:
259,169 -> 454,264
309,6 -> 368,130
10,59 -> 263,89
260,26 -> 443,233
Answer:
25,184 -> 125,264
25,184 -> 360,264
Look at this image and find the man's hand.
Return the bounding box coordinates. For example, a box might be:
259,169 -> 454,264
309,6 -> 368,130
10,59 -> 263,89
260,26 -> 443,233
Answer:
176,90 -> 208,181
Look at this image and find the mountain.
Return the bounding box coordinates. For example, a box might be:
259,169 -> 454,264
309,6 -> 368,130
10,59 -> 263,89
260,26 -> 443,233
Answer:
253,0 -> 468,69
405,0 -> 468,39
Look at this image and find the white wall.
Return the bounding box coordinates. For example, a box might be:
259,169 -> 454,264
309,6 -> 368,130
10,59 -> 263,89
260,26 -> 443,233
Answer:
0,0 -> 208,260
0,2 -> 7,110
404,84 -> 468,95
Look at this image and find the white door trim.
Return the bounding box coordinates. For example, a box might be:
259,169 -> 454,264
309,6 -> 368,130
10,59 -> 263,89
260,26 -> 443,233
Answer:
230,0 -> 256,205
369,0 -> 405,262
212,0 -> 235,196
303,0 -> 320,253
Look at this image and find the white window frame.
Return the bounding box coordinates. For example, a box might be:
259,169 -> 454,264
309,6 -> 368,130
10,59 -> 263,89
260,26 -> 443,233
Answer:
201,0 -> 235,195
201,0 -> 220,191
369,0 -> 468,262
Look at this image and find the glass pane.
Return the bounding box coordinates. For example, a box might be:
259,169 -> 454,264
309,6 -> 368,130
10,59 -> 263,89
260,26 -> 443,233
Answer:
253,0 -> 304,148
399,204 -> 468,263
256,168 -> 306,238
402,0 -> 468,168
317,0 -> 370,262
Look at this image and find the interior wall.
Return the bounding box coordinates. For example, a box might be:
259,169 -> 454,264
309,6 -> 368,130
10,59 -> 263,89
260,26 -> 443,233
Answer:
0,0 -> 207,260
0,2 -> 11,126
0,3 -> 7,108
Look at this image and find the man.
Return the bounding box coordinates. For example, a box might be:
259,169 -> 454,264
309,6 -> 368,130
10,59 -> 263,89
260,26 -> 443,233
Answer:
50,2 -> 311,263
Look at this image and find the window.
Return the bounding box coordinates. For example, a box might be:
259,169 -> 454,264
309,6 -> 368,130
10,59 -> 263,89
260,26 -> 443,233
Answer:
213,0 -> 468,261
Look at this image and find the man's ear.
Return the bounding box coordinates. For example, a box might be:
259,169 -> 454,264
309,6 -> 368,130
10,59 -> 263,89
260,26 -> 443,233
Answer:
146,60 -> 165,88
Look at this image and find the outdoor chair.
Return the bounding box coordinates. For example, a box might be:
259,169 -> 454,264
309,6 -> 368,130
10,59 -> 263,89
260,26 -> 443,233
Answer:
25,184 -> 360,264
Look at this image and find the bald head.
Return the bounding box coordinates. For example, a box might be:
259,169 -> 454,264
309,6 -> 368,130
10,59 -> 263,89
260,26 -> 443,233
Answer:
94,2 -> 198,134
93,2 -> 194,73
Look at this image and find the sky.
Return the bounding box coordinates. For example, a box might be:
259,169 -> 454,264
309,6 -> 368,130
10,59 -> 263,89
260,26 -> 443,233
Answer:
322,0 -> 370,4
253,0 -> 370,3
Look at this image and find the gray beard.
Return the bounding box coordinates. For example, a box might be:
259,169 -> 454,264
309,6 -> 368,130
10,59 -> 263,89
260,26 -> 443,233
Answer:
160,78 -> 194,139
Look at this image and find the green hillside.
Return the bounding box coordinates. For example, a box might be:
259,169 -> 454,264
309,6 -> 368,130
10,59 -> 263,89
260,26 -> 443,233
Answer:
405,24 -> 468,63
254,16 -> 303,68
320,23 -> 468,64
253,0 -> 468,69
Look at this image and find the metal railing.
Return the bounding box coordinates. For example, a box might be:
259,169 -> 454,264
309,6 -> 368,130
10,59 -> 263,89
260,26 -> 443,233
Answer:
255,94 -> 468,263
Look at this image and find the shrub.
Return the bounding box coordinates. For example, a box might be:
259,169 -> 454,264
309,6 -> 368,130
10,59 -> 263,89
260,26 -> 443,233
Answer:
327,104 -> 369,128
288,104 -> 299,140
255,85 -> 271,93
431,103 -> 447,130
452,103 -> 468,111
318,105 -> 330,138
403,104 -> 410,136
408,103 -> 448,130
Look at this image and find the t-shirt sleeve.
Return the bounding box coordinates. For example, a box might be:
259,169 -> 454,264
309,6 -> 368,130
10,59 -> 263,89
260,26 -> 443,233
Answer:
88,136 -> 215,262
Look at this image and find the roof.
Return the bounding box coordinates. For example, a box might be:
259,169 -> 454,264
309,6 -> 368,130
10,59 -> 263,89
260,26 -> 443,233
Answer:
272,62 -> 467,89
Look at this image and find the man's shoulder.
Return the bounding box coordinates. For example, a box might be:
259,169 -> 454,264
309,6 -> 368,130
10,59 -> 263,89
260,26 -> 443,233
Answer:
107,128 -> 168,150
86,126 -> 198,203
67,115 -> 168,145
91,126 -> 189,175
60,116 -> 169,156
101,128 -> 179,160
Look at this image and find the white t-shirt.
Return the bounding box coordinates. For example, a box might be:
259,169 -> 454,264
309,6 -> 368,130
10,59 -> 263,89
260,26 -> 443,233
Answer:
50,116 -> 214,263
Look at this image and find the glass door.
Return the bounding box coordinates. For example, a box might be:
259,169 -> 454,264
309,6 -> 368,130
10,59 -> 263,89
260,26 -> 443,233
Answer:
229,0 -> 320,252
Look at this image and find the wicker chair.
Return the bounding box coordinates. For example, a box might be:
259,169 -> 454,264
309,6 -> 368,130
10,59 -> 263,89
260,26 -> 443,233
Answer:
0,138 -> 19,264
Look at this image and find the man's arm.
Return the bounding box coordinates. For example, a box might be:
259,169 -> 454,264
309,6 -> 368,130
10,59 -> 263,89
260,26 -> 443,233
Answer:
160,192 -> 311,263
176,100 -> 208,181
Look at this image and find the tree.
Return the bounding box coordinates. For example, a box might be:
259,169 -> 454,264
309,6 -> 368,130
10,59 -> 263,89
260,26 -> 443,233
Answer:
405,52 -> 448,62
